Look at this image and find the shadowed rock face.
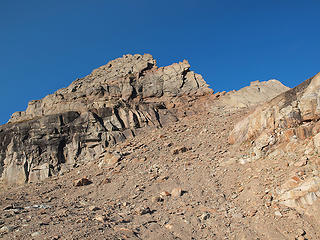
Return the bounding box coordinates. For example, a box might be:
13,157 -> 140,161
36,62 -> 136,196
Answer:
0,54 -> 212,185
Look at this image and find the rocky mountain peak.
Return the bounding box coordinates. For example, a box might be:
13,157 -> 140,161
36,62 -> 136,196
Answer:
9,54 -> 211,124
2,55 -> 320,239
0,54 -> 212,185
217,79 -> 289,109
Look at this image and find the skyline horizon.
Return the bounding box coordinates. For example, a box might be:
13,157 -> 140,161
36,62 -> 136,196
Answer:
1,52 -> 318,125
2,0 -> 320,124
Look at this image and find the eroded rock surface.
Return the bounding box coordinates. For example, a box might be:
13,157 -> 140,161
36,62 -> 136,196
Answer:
2,55 -> 320,239
0,54 -> 211,185
229,73 -> 320,146
219,79 -> 289,109
229,72 -> 320,219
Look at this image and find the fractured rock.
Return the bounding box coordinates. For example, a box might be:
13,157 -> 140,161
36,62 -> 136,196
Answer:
94,215 -> 107,223
98,152 -> 122,168
171,188 -> 182,198
229,73 -> 320,146
219,79 -> 289,109
278,176 -> 320,210
29,163 -> 51,183
0,54 -> 212,186
88,206 -> 100,211
73,177 -> 92,187
230,72 -> 320,221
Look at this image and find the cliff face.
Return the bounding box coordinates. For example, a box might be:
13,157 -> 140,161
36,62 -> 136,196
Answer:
0,54 -> 212,185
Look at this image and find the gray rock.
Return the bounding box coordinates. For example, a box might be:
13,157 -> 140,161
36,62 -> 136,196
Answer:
0,225 -> 15,233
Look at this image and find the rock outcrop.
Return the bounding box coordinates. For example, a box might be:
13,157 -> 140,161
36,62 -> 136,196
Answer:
229,73 -> 320,146
218,79 -> 289,108
229,72 -> 320,219
0,54 -> 212,185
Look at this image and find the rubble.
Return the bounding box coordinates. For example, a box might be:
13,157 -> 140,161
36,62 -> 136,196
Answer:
0,55 -> 319,239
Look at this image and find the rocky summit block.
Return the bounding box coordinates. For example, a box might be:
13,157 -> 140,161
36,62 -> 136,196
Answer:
218,79 -> 289,109
0,54 -> 212,186
9,54 -> 211,124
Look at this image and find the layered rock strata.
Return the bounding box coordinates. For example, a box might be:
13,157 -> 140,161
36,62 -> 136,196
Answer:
0,54 -> 212,185
229,72 -> 320,217
229,73 -> 320,146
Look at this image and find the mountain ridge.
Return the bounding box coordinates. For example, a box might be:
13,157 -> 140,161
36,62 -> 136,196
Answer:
2,54 -> 319,240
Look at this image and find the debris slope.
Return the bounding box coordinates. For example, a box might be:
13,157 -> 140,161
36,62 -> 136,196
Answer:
1,55 -> 318,240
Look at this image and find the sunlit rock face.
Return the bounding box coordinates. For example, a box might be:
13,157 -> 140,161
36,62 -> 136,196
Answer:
218,79 -> 289,109
229,73 -> 320,146
229,72 -> 320,218
0,54 -> 212,185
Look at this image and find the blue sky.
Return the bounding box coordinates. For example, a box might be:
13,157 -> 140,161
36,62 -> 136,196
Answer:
1,0 -> 320,124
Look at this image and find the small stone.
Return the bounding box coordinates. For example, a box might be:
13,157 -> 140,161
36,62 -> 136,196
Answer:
232,213 -> 244,219
0,226 -> 10,233
160,191 -> 171,197
296,228 -> 306,236
165,224 -> 173,230
200,212 -> 210,221
3,205 -> 13,210
179,146 -> 188,153
102,177 -> 111,184
151,196 -> 163,203
39,221 -> 50,226
159,175 -> 169,181
31,232 -> 41,237
171,188 -> 182,198
247,209 -> 257,217
294,158 -> 307,167
274,210 -> 282,217
74,177 -> 92,187
296,236 -> 305,240
135,206 -> 151,215
76,219 -> 83,223
94,215 -> 106,223
312,170 -> 319,176
98,152 -> 122,168
171,148 -> 179,155
171,146 -> 189,155
88,206 -> 100,211
231,193 -> 238,199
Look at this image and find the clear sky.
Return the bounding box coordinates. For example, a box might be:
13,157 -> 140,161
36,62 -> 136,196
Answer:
1,0 -> 320,124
